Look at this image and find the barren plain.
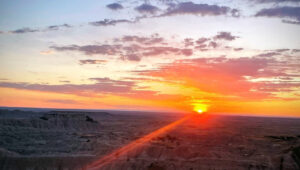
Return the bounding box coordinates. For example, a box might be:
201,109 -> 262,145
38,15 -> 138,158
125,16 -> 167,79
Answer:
0,109 -> 300,170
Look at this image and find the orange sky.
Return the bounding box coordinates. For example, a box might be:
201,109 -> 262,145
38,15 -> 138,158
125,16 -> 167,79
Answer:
0,1 -> 300,117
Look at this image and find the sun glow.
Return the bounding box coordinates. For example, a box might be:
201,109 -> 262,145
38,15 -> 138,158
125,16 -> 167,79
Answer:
192,101 -> 208,114
197,109 -> 204,114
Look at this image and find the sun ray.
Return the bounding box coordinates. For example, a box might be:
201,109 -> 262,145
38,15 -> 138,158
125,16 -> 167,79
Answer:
86,115 -> 191,169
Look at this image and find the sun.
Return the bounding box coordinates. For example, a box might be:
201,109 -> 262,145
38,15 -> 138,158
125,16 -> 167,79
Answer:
192,102 -> 208,114
197,109 -> 204,114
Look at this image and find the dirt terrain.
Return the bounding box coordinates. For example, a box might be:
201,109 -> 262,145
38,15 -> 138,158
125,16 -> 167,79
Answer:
1,110 -> 300,170
89,114 -> 300,170
0,109 -> 178,170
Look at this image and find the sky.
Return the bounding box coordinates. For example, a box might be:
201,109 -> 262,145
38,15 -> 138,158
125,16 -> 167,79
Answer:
0,0 -> 300,117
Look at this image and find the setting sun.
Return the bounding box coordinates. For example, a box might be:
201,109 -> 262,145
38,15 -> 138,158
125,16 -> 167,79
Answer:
197,109 -> 203,114
192,102 -> 208,114
1,0 -> 300,169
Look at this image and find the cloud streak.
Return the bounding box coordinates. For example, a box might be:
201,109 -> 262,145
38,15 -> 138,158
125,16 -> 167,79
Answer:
0,77 -> 136,95
255,6 -> 300,25
89,19 -> 133,26
160,2 -> 238,17
11,28 -> 39,34
50,32 -> 240,61
9,24 -> 72,34
50,34 -> 195,61
79,59 -> 107,65
116,34 -> 165,45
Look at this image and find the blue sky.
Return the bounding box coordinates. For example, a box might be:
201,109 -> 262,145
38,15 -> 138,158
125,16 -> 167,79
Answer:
0,0 -> 110,29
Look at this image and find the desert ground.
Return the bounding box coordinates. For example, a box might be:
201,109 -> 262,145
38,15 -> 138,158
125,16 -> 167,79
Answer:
0,109 -> 300,170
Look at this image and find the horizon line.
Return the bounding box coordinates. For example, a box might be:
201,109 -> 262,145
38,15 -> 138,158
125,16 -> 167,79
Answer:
1,105 -> 299,119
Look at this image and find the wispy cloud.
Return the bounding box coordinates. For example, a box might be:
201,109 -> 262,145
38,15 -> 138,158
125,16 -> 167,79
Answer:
51,44 -> 122,55
11,28 -> 39,34
50,32 -> 240,61
160,2 -> 239,17
256,52 -> 280,57
59,80 -> 71,83
89,19 -> 133,26
234,48 -> 244,51
0,77 -> 136,95
79,59 -> 107,65
9,24 -> 72,34
50,34 -> 196,61
115,34 -> 165,45
0,77 -> 185,102
51,43 -> 193,61
47,24 -> 71,30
